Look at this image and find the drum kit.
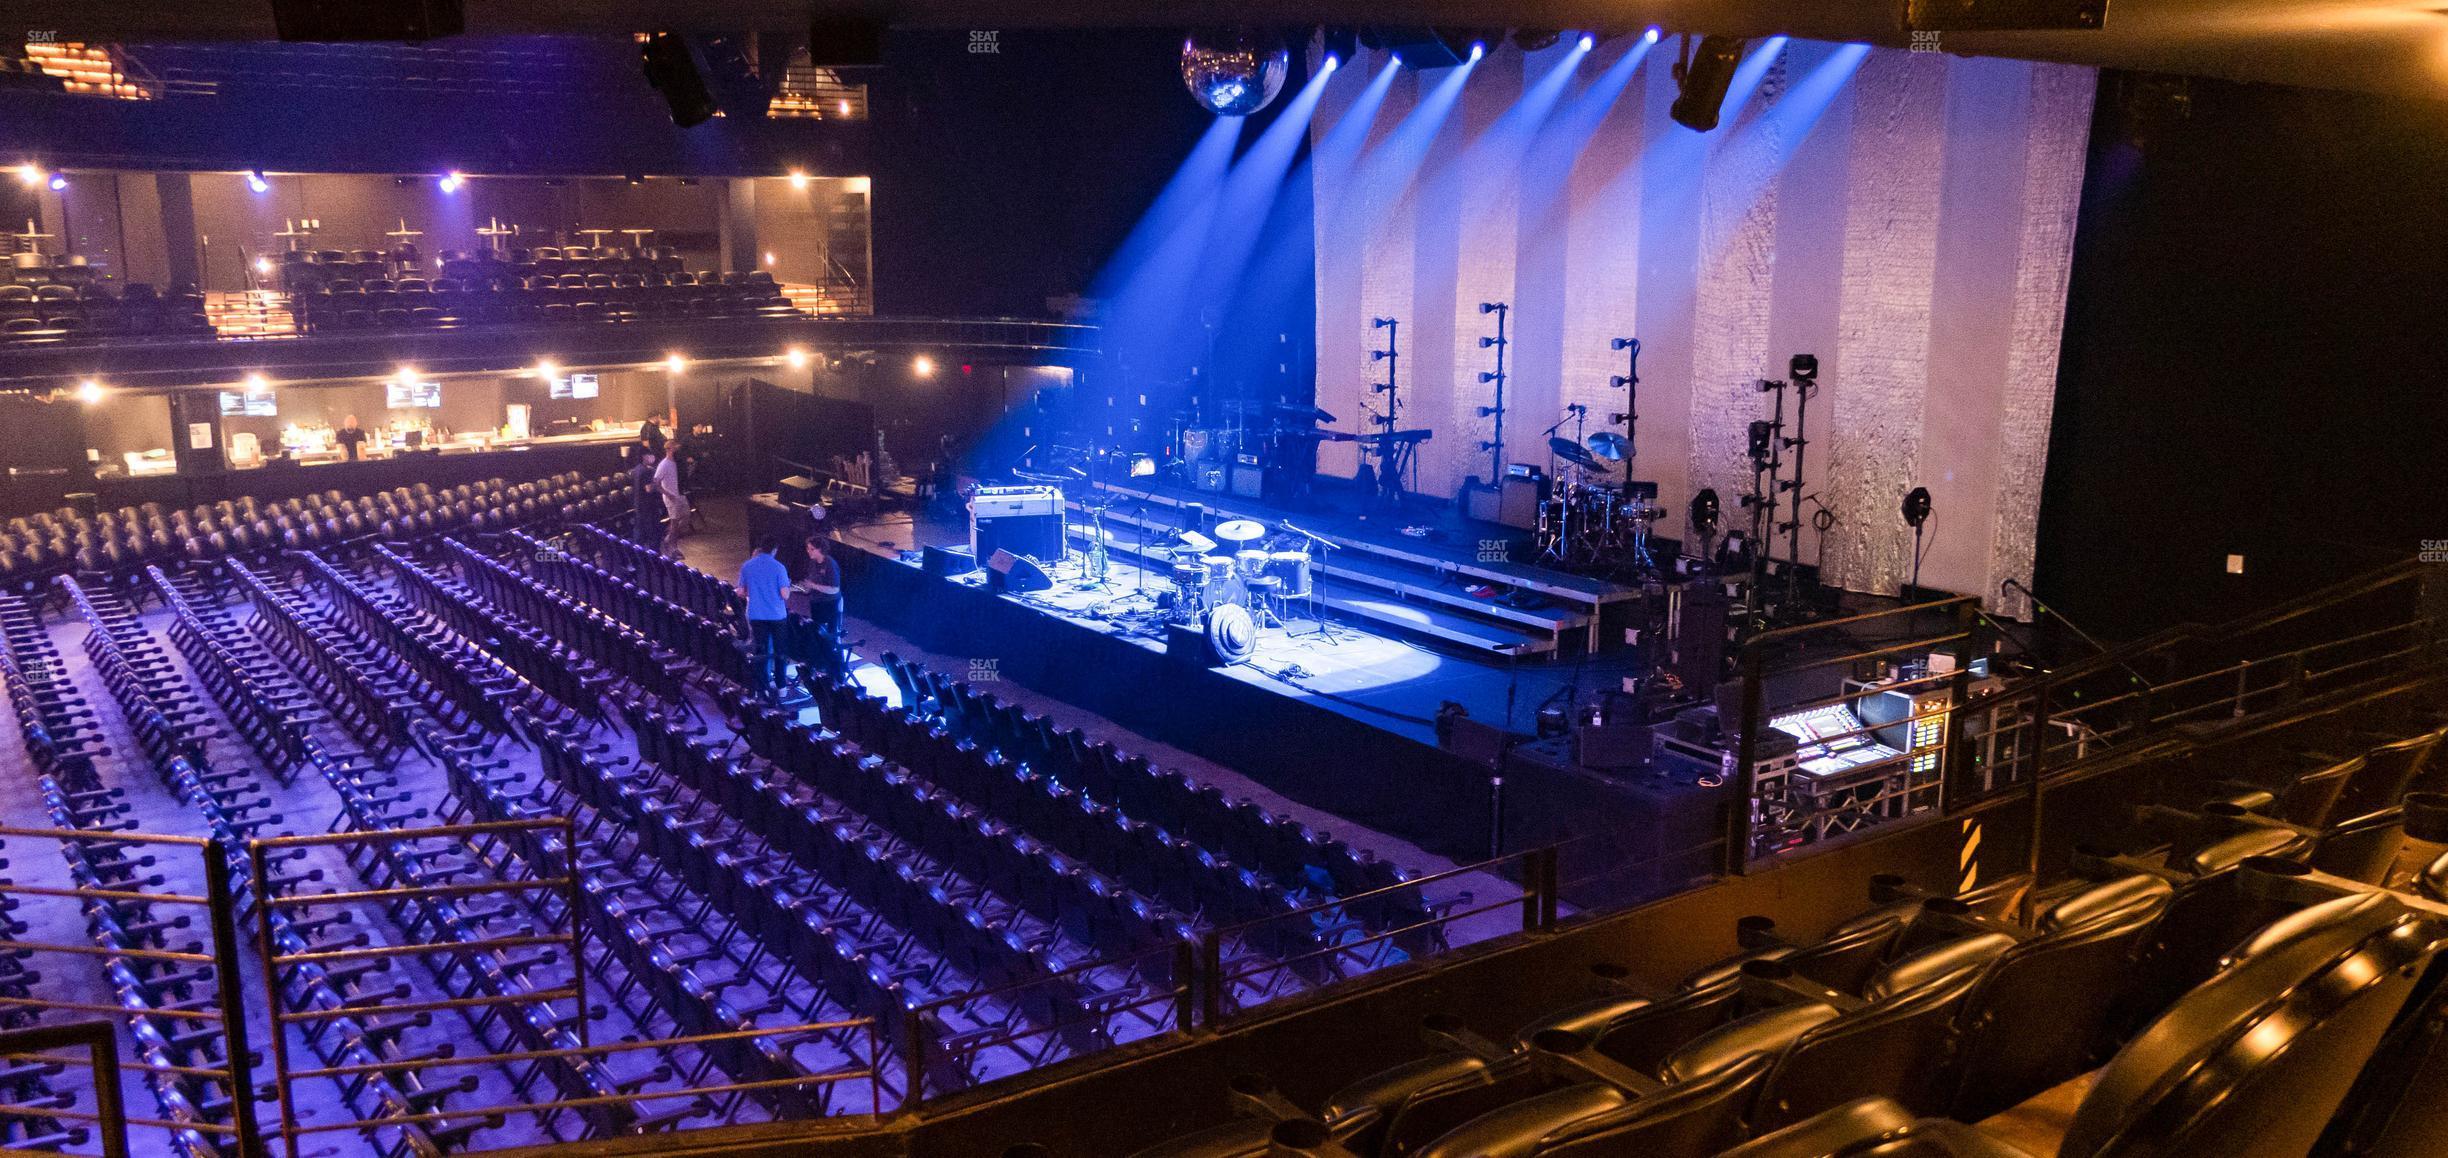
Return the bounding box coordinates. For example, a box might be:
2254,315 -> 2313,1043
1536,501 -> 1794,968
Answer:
1537,432 -> 1664,575
1154,516 -> 1313,632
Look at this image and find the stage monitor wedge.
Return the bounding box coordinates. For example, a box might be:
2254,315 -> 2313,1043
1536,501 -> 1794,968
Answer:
271,0 -> 463,40
985,549 -> 1053,594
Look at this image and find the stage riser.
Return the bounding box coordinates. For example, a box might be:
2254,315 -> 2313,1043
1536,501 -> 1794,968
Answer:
837,546 -> 1654,868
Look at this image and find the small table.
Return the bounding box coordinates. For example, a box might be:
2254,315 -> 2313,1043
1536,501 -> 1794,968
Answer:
574,227 -> 616,249
620,228 -> 655,248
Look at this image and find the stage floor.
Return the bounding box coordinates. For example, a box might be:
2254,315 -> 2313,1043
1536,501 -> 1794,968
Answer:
832,509 -> 1647,747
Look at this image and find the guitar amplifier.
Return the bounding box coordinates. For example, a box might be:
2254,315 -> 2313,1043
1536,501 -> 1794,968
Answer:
1230,456 -> 1265,499
1193,463 -> 1227,493
968,486 -> 1064,562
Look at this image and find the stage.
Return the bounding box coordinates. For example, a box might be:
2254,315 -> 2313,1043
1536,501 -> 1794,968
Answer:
826,505 -> 1698,895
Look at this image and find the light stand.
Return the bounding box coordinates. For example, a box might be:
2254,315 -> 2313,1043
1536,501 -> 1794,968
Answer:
1476,302 -> 1510,484
1782,354 -> 1817,609
1608,337 -> 1641,458
1368,317 -> 1403,509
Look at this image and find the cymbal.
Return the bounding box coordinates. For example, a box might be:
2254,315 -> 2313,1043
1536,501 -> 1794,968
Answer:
1549,437 -> 1611,473
1588,431 -> 1631,462
1213,519 -> 1268,543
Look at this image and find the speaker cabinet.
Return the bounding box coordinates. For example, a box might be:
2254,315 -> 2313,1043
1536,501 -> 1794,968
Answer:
985,549 -> 1053,593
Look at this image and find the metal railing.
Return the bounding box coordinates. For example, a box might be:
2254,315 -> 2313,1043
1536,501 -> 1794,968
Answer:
0,826 -> 260,1156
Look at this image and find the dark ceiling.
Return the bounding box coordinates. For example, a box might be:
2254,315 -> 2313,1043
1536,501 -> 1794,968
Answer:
2,0 -> 2445,97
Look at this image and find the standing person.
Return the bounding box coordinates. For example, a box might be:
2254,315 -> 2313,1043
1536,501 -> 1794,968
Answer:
655,437 -> 688,556
736,537 -> 791,701
793,533 -> 844,683
638,414 -> 666,458
335,415 -> 368,461
631,449 -> 662,546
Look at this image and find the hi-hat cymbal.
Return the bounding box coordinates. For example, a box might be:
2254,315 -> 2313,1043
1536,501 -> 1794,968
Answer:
1549,437 -> 1611,473
1213,519 -> 1268,543
1588,432 -> 1631,462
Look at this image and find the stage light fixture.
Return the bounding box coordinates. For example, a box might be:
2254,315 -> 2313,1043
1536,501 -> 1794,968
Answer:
13,164 -> 40,187
1579,33 -> 1595,52
243,373 -> 270,394
640,31 -> 719,127
913,356 -> 936,377
395,364 -> 420,383
1672,36 -> 1749,132
1644,26 -> 1663,43
46,173 -> 65,191
246,171 -> 270,194
535,360 -> 559,381
1690,489 -> 1722,533
1180,28 -> 1290,116
1790,353 -> 1818,382
437,171 -> 464,193
664,353 -> 688,374
1323,53 -> 1340,71
788,169 -> 810,189
784,346 -> 810,370
75,379 -> 103,406
1469,41 -> 1486,61
762,251 -> 777,266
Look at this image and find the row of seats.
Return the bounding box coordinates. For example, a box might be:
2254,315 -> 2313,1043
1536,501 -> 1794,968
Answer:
289,268 -> 796,332
0,601 -> 135,1151
148,566 -> 665,1142
0,279 -> 214,342
228,541 -> 856,1129
56,576 -> 460,1153
296,551 -> 565,739
879,656 -> 1400,903
0,471 -> 629,600
509,529 -> 750,688
426,717 -> 861,1122
444,537 -> 690,703
378,544 -> 622,726
275,245 -> 693,291
568,522 -> 743,620
1121,686 -> 2448,1158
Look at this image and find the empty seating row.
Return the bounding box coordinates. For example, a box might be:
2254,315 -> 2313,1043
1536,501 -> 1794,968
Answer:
277,244 -> 691,290
56,575 -> 469,1154
0,595 -> 108,786
0,471 -> 629,600
0,278 -> 213,344
378,544 -> 621,724
877,656 -> 1396,902
445,537 -> 689,703
508,529 -> 750,687
146,566 -> 660,1141
294,552 -> 566,738
288,267 -> 794,333
568,522 -> 743,620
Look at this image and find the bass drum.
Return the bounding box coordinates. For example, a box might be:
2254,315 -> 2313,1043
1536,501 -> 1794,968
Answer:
1181,428 -> 1215,462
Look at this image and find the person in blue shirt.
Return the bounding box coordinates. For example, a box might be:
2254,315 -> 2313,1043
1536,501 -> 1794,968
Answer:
737,537 -> 792,698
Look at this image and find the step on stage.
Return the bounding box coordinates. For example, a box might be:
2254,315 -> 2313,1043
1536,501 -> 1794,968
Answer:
828,497 -> 1692,896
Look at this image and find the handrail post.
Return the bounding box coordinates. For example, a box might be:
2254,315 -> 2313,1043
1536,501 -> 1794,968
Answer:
1199,931 -> 1225,1028
205,839 -> 266,1158
2020,682 -> 2054,926
898,1008 -> 927,1116
1724,643 -> 1767,874
1172,940 -> 1199,1033
81,1022 -> 129,1158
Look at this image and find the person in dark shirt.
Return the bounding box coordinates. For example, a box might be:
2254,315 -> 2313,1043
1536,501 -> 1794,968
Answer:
631,449 -> 662,546
638,416 -> 666,458
335,415 -> 368,461
792,534 -> 844,682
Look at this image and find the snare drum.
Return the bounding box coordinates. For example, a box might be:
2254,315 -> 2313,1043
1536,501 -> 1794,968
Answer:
1264,550 -> 1312,597
1234,550 -> 1270,580
1171,561 -> 1208,593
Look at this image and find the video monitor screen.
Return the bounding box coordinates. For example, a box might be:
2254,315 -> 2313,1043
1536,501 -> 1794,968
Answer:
386,379 -> 441,409
218,391 -> 276,417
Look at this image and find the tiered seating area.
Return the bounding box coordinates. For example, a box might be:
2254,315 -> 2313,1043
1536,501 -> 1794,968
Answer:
1123,686 -> 2448,1157
279,247 -> 798,332
1,254 -> 213,344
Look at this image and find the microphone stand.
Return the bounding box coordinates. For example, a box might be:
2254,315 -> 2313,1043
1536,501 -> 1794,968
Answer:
1280,520 -> 1345,644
